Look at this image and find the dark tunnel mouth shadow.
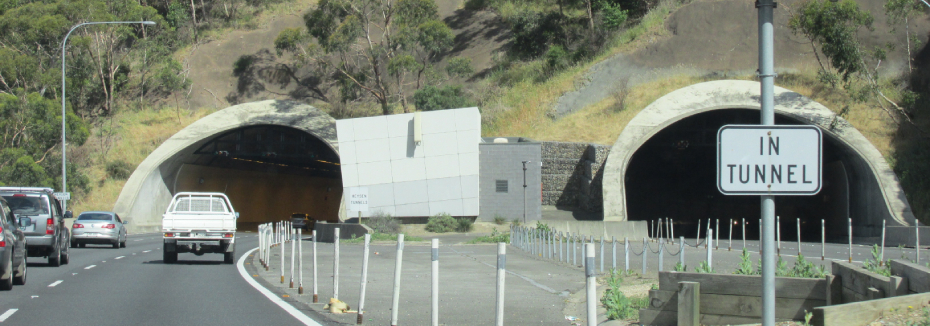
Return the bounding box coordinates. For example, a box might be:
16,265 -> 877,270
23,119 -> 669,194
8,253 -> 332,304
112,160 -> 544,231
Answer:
624,108 -> 884,241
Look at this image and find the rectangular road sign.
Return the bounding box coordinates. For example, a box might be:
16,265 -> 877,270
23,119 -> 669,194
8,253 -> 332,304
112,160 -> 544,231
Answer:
717,125 -> 822,195
54,192 -> 71,201
347,187 -> 368,211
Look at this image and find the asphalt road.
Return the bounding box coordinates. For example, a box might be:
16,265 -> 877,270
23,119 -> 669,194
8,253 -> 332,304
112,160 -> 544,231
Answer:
0,232 -> 308,326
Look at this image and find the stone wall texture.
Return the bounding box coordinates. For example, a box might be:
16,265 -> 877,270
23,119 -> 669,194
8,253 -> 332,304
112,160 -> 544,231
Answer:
541,142 -> 610,212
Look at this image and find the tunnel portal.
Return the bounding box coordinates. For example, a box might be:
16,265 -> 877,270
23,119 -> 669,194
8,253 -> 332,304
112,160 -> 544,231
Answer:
172,125 -> 342,231
625,109 -> 871,242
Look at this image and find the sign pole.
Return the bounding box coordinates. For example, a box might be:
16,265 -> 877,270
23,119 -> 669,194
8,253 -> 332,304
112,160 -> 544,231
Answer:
758,0 -> 776,323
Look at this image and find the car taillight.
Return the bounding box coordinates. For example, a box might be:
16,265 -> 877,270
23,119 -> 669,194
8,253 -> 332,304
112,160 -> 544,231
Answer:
164,232 -> 174,237
103,224 -> 115,229
46,218 -> 54,235
224,233 -> 234,238
73,223 -> 84,228
0,241 -> 5,247
12,194 -> 25,197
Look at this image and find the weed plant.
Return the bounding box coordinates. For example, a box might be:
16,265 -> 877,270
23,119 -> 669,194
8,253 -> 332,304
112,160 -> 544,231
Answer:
493,215 -> 507,225
511,218 -> 521,226
695,261 -> 715,273
600,269 -> 646,320
365,212 -> 401,234
425,213 -> 457,233
456,217 -> 474,232
535,221 -> 551,233
733,248 -> 756,275
674,262 -> 687,272
467,229 -> 510,244
864,244 -> 892,276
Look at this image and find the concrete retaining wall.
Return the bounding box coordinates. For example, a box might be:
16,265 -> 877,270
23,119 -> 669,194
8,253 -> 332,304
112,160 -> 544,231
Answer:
313,223 -> 372,243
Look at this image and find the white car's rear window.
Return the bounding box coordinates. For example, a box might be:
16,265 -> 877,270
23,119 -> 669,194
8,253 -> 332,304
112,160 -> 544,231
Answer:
172,197 -> 229,213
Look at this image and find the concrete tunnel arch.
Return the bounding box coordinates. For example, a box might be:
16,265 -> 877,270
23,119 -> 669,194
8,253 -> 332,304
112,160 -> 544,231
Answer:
113,100 -> 344,232
601,80 -> 915,240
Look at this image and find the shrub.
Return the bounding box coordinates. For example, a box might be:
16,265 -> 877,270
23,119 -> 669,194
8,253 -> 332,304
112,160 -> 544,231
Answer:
733,248 -> 757,275
467,229 -> 510,243
674,262 -> 687,272
105,160 -> 134,180
535,221 -> 551,233
789,254 -> 829,278
413,85 -> 473,111
493,215 -> 507,225
511,218 -> 521,226
455,217 -> 474,232
365,212 -> 401,234
695,261 -> 715,274
601,269 -> 646,320
864,244 -> 891,276
598,0 -> 629,29
545,45 -> 570,71
425,213 -> 457,233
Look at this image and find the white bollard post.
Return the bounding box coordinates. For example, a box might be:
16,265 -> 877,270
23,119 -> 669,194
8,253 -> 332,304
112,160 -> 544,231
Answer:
313,229 -> 319,303
696,219 -> 702,246
706,219 -> 710,249
822,219 -> 826,261
849,218 -> 853,263
298,229 -> 304,295
334,227 -> 341,300
431,239 -> 439,326
585,243 -> 596,326
642,238 -> 647,275
917,218 -> 921,264
715,219 -> 719,250
290,228 -> 296,288
280,224 -> 285,284
742,218 -> 746,250
658,241 -> 664,272
573,235 -> 578,266
357,234 -> 371,325
777,215 -> 781,256
651,220 -> 655,242
679,236 -> 685,268
624,237 -> 629,271
666,217 -> 671,244
728,219 -> 733,251
881,219 -> 886,266
670,219 -> 675,244
495,243 -> 506,326
600,236 -> 605,274
612,236 -> 617,271
797,218 -> 802,256
391,234 -> 405,326
559,232 -> 563,262
707,229 -> 713,270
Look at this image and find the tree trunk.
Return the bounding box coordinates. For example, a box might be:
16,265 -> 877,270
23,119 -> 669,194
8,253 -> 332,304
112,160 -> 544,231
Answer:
586,0 -> 594,29
190,0 -> 198,25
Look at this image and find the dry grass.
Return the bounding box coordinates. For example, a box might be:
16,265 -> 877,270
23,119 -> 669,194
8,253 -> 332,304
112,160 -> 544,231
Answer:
71,107 -> 216,214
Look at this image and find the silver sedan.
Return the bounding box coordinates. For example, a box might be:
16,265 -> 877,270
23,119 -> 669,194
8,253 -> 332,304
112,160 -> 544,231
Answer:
71,211 -> 128,248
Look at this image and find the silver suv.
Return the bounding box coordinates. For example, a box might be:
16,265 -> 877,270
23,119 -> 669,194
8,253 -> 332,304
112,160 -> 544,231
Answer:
0,197 -> 27,289
0,187 -> 71,266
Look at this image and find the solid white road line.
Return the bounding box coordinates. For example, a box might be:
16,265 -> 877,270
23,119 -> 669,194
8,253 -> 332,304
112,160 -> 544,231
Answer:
115,256 -> 124,260
0,309 -> 17,322
48,280 -> 63,287
237,248 -> 321,326
84,265 -> 96,270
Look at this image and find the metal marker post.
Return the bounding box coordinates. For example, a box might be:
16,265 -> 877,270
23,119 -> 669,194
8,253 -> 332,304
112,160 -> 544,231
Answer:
707,229 -> 713,270
670,219 -> 675,244
573,235 -> 578,266
667,217 -> 671,244
624,237 -> 630,271
917,218 -> 921,264
431,239 -> 439,326
313,229 -> 319,303
658,241 -> 664,271
849,218 -> 853,263
742,218 -> 746,249
258,224 -> 264,267
777,216 -> 781,256
797,218 -> 802,256
706,219 -> 711,249
600,236 -> 605,274
357,234 -> 370,325
334,228 -> 341,299
298,229 -> 304,295
290,229 -> 296,288
821,219 -> 825,260
495,243 -> 506,326
642,238 -> 647,275
585,243 -> 596,326
559,232 -> 564,262
612,236 -> 617,270
881,220 -> 886,265
280,225 -> 285,283
390,234 -> 405,326
729,219 -> 733,251
715,219 -> 719,250
679,237 -> 685,268
696,219 -> 702,245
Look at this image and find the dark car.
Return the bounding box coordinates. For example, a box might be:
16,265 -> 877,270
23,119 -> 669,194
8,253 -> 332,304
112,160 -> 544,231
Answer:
0,197 -> 27,290
290,213 -> 312,230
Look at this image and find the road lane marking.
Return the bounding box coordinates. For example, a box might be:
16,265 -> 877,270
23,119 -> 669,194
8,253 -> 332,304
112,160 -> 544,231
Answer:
238,248 -> 321,326
48,280 -> 63,287
84,265 -> 96,270
115,256 -> 124,260
134,239 -> 142,241
143,250 -> 151,253
0,309 -> 17,322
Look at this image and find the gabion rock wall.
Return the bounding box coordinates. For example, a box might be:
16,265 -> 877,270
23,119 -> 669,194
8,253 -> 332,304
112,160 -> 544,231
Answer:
541,142 -> 610,212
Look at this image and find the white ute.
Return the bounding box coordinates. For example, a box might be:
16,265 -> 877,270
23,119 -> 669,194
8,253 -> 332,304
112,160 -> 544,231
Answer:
162,192 -> 238,264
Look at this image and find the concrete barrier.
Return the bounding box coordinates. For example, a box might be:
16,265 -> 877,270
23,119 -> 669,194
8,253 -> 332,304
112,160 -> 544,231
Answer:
314,223 -> 371,243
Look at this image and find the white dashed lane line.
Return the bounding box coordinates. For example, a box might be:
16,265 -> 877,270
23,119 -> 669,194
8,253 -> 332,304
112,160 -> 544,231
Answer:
0,309 -> 17,322
48,280 -> 63,287
84,265 -> 96,270
142,250 -> 151,253
115,256 -> 124,260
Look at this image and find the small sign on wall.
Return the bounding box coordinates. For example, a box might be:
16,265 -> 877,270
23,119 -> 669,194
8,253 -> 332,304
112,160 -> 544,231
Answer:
348,187 -> 369,211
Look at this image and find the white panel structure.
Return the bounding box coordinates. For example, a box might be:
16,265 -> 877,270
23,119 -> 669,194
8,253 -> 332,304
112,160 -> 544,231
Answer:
336,107 -> 480,218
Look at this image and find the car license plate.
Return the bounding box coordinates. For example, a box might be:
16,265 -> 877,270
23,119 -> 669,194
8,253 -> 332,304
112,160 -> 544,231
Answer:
193,232 -> 204,237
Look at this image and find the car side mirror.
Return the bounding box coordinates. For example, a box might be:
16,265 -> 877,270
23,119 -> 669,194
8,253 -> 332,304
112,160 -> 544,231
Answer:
18,217 -> 32,227
235,212 -> 240,219
122,220 -> 130,225
64,211 -> 73,219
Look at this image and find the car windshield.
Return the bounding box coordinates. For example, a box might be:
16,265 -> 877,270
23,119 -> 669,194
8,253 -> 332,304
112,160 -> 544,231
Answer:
2,195 -> 49,215
78,213 -> 113,221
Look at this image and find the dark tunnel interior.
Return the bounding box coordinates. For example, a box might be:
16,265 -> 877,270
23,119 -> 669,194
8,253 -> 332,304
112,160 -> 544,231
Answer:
625,109 -> 878,242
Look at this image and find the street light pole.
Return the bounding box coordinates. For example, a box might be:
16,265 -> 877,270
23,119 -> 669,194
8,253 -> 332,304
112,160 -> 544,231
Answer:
522,161 -> 529,225
61,21 -> 155,210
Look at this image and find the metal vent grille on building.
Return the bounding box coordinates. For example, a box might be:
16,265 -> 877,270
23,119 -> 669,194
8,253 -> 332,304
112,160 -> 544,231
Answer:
496,180 -> 508,193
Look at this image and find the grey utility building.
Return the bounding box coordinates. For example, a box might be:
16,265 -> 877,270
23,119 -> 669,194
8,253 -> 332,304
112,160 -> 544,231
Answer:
478,137 -> 542,223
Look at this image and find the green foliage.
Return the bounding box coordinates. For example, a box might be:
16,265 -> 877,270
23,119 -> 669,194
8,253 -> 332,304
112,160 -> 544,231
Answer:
274,28 -> 305,54
467,229 -> 510,243
508,11 -> 561,60
674,262 -> 687,272
598,0 -> 629,29
904,306 -> 930,326
365,212 -> 401,234
787,254 -> 829,278
864,244 -> 891,276
788,0 -> 874,85
695,261 -> 715,274
105,160 -> 134,180
775,256 -> 791,277
455,217 -> 474,232
803,310 -> 814,326
493,215 -> 507,225
425,213 -> 457,233
535,221 -> 551,233
601,269 -> 643,320
413,85 -> 473,111
892,142 -> 930,223
445,57 -> 474,79
511,218 -> 521,226
545,45 -> 570,71
733,248 -> 757,275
